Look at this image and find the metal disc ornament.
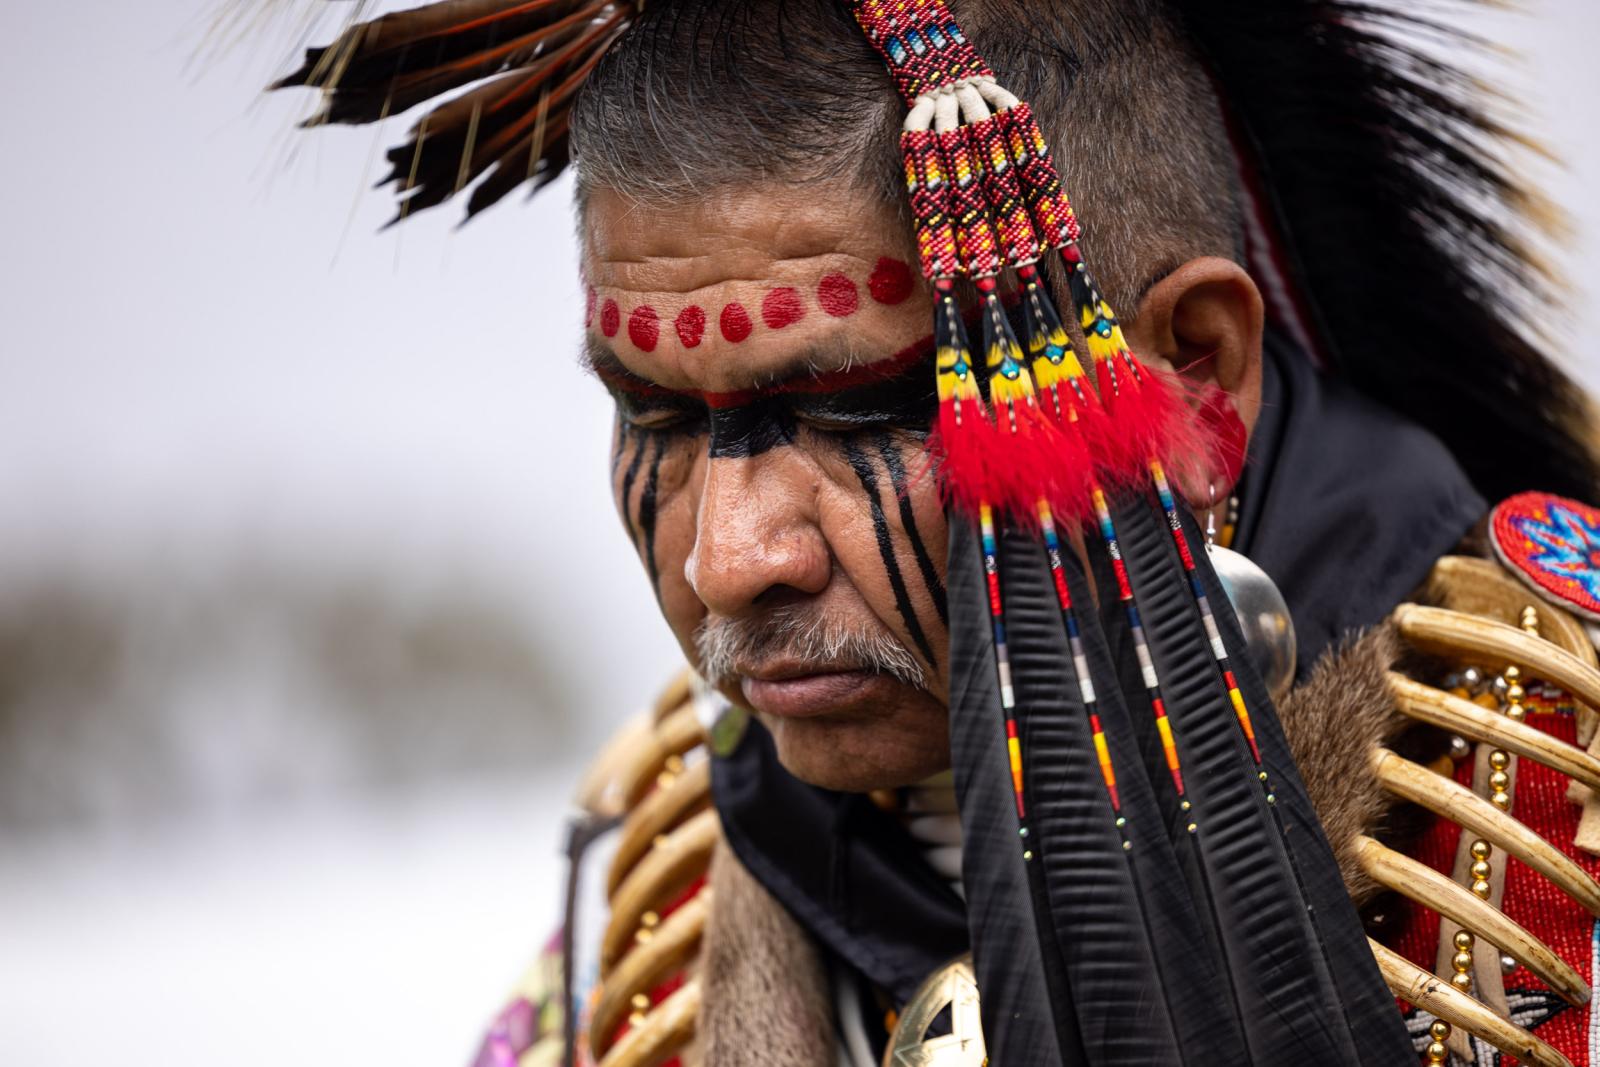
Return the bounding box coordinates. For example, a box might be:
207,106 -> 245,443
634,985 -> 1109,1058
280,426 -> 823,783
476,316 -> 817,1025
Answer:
1208,544 -> 1297,701
883,954 -> 986,1067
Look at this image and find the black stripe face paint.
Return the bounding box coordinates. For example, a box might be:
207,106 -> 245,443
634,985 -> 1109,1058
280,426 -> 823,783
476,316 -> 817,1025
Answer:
616,425 -> 649,547
843,437 -> 938,667
707,402 -> 795,459
611,423 -> 668,601
637,438 -> 664,598
873,429 -> 948,623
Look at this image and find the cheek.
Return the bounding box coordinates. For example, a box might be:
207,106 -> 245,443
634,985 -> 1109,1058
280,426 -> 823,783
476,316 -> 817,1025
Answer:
815,432 -> 949,663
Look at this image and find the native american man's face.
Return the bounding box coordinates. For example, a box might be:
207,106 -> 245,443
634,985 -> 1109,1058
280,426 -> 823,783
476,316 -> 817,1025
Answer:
581,182 -> 1266,792
582,184 -> 954,791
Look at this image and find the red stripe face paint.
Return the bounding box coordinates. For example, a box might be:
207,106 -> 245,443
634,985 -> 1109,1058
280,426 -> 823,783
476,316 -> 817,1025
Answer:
600,299 -> 621,338
719,302 -> 752,343
761,287 -> 805,330
817,273 -> 860,318
628,305 -> 660,352
675,306 -> 706,348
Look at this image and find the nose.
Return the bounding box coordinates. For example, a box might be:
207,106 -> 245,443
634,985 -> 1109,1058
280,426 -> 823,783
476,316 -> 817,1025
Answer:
686,454 -> 831,615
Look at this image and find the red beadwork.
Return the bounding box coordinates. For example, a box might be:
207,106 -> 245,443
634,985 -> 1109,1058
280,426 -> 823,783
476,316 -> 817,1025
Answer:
901,129 -> 960,279
936,124 -> 1002,278
850,0 -> 992,105
998,103 -> 1081,248
970,113 -> 1040,266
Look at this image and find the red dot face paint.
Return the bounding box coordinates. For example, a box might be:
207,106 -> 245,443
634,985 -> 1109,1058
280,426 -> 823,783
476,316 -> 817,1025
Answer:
675,306 -> 706,348
584,286 -> 596,328
600,298 -> 621,338
720,302 -> 752,343
761,287 -> 805,330
817,273 -> 859,318
628,305 -> 660,352
868,258 -> 914,305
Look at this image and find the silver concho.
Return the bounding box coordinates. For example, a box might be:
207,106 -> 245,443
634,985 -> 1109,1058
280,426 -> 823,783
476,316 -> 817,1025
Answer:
883,955 -> 986,1067
1207,544 -> 1297,702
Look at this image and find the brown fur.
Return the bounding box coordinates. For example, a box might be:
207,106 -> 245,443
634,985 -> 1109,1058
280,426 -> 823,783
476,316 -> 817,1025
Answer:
697,841 -> 836,1067
1275,624 -> 1408,902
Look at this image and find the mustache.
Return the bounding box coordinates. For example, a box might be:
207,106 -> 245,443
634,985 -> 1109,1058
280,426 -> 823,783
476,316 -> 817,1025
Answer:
694,604 -> 928,690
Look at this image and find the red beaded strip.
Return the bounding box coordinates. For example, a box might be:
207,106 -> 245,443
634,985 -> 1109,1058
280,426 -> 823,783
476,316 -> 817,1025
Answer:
970,113 -> 1040,266
851,0 -> 991,105
997,102 -> 1081,249
937,124 -> 1004,278
901,129 -> 960,279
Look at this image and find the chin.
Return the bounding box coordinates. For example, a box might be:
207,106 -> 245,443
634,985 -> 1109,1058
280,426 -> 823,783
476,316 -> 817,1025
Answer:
760,696 -> 951,792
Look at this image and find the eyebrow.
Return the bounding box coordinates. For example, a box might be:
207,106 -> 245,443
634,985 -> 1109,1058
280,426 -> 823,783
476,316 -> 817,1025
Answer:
580,334 -> 935,409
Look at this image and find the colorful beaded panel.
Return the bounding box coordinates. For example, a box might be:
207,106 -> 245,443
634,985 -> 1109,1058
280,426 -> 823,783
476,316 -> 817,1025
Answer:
1490,492 -> 1600,622
850,0 -> 992,104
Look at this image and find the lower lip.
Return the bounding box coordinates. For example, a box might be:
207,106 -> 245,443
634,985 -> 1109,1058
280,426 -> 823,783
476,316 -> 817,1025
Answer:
741,671 -> 887,719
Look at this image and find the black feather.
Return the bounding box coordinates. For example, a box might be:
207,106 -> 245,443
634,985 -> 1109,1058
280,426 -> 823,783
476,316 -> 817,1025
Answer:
947,516 -> 1077,1067
1178,0 -> 1599,504
1095,491 -> 1413,1064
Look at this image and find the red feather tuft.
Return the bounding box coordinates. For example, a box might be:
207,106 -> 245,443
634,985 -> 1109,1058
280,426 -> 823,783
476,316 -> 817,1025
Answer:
1093,356 -> 1211,493
932,396 -> 1005,519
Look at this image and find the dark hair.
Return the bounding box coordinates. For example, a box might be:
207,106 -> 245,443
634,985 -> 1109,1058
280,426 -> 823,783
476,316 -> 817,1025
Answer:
568,0 -> 1600,502
567,0 -> 1243,310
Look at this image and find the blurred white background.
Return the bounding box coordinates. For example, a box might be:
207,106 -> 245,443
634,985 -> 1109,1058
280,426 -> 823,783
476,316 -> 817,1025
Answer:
0,1 -> 1595,1064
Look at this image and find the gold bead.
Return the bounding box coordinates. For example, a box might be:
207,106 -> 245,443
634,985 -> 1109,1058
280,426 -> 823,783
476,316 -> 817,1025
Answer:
631,994 -> 650,1010
1454,930 -> 1475,951
1472,878 -> 1492,897
1426,1041 -> 1449,1061
1430,1020 -> 1451,1041
1506,684 -> 1525,703
655,770 -> 676,789
1181,800 -> 1192,812
641,910 -> 660,928
1489,750 -> 1510,770
1491,791 -> 1512,810
1452,950 -> 1475,972
1470,860 -> 1492,880
664,754 -> 686,774
1470,840 -> 1492,861
628,1011 -> 646,1026
1187,823 -> 1199,834
635,928 -> 653,945
1451,971 -> 1475,992
1507,705 -> 1527,721
1489,770 -> 1511,791
1505,665 -> 1521,681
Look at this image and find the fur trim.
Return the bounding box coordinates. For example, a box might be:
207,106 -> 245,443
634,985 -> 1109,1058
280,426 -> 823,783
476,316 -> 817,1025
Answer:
1276,624 -> 1407,902
697,841 -> 835,1067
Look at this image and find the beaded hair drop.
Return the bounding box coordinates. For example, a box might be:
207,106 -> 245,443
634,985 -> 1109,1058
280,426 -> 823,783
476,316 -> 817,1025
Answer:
849,2 -> 1415,1063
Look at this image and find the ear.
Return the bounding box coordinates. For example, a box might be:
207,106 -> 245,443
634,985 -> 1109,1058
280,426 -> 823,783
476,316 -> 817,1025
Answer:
1123,257 -> 1264,502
